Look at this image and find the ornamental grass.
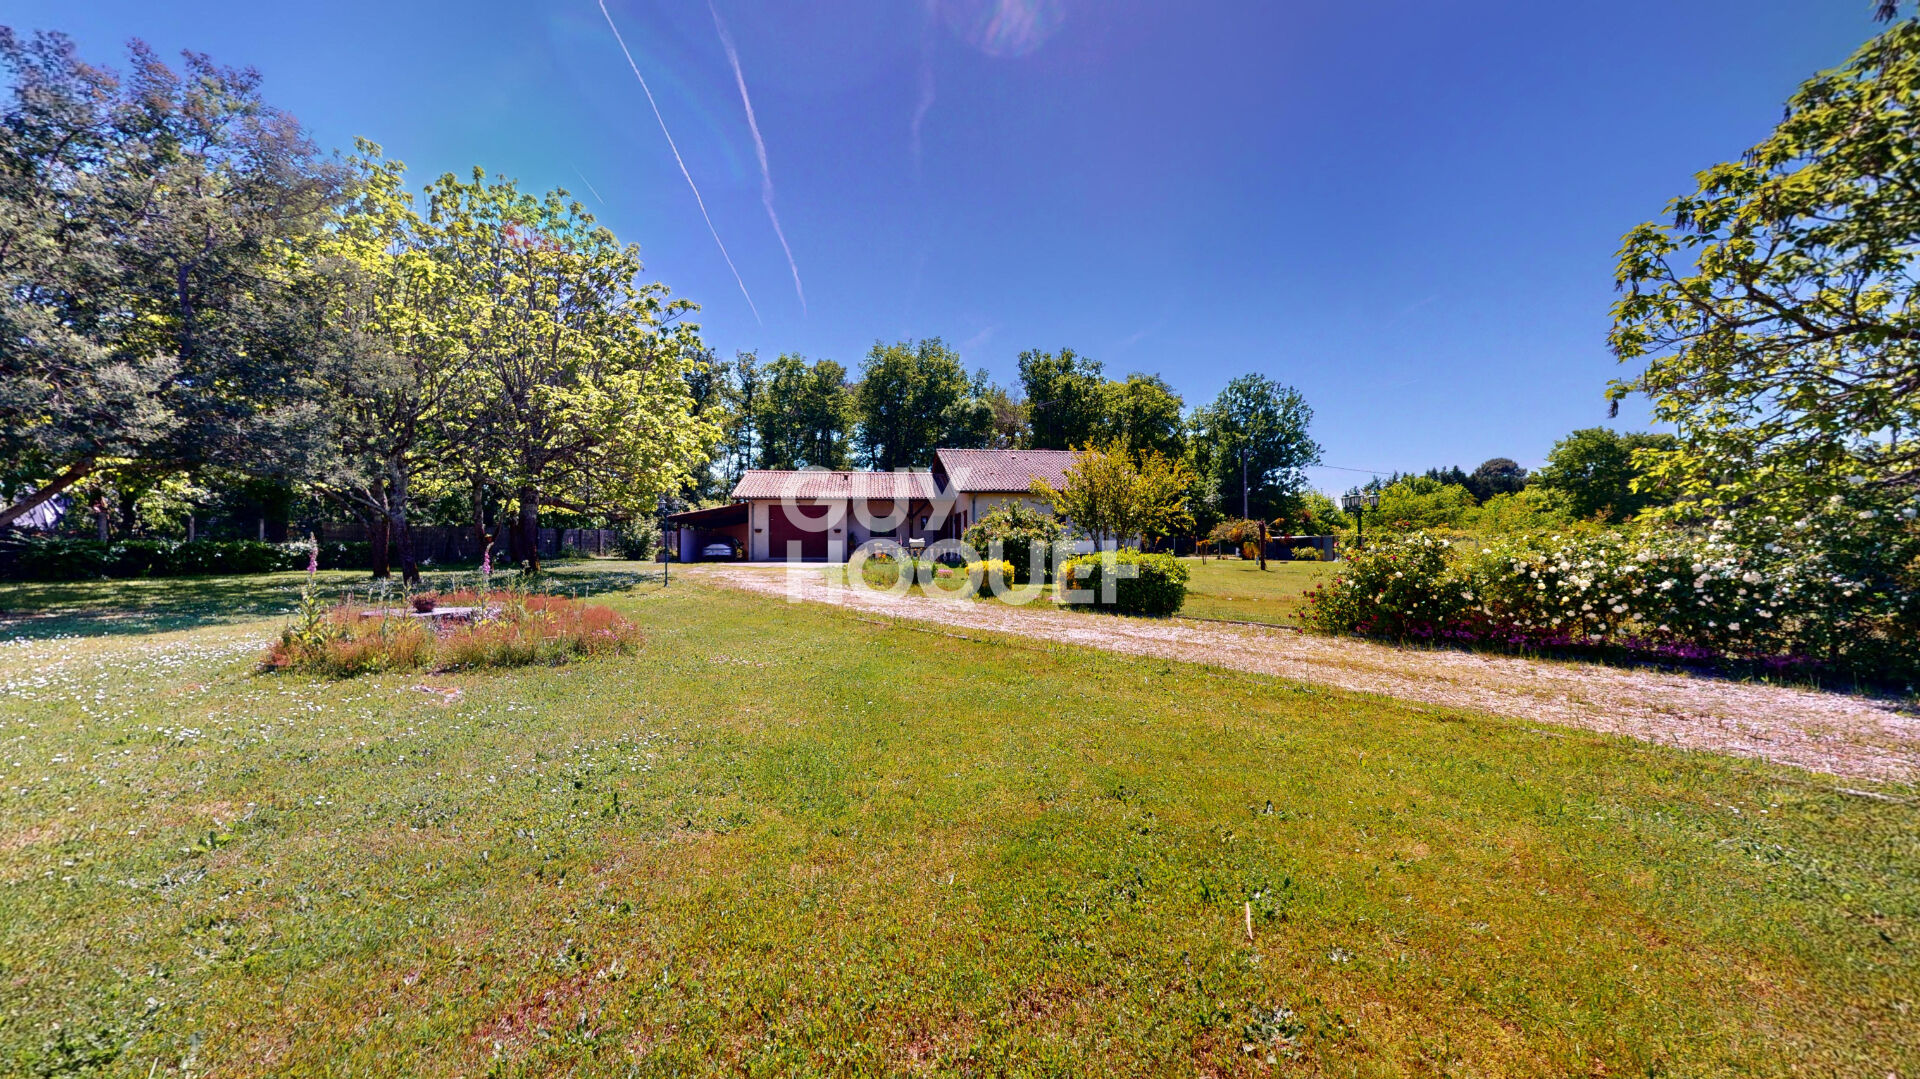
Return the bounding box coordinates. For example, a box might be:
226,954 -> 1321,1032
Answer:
264,588 -> 643,677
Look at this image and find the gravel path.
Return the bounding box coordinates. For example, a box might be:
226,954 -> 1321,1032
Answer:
693,565 -> 1920,785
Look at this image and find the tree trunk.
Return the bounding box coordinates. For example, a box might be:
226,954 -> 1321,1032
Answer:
1258,519 -> 1268,571
471,475 -> 492,566
0,458 -> 94,530
389,465 -> 419,586
518,484 -> 541,573
369,514 -> 391,579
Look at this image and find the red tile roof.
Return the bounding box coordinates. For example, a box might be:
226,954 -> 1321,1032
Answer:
934,448 -> 1081,493
730,470 -> 940,501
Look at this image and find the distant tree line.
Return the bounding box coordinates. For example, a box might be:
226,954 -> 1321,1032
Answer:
684,341 -> 1325,534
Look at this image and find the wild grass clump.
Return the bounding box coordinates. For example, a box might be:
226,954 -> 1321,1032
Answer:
264,587 -> 643,676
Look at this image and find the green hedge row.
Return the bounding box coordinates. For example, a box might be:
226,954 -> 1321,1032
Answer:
0,537 -> 316,580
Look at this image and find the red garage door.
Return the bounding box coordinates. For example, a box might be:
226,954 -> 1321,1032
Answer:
766,502 -> 832,560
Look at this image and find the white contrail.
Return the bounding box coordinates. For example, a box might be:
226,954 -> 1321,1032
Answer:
595,0 -> 760,323
709,0 -> 806,315
571,167 -> 606,205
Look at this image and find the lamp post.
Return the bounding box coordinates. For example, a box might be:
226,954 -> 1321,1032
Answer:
1340,491 -> 1379,554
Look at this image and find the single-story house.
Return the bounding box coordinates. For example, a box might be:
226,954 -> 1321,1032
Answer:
666,447 -> 1084,562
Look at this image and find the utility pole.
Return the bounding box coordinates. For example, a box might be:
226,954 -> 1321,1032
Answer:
1240,446 -> 1249,521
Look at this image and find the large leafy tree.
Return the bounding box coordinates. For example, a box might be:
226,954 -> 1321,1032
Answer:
1188,374 -> 1321,521
307,142 -> 461,583
1531,428 -> 1676,523
757,353 -> 852,470
1018,347 -> 1105,450
1095,374 -> 1186,461
1608,21 -> 1920,523
0,30 -> 344,529
719,351 -> 762,487
853,337 -> 990,470
1465,457 -> 1529,502
428,169 -> 715,571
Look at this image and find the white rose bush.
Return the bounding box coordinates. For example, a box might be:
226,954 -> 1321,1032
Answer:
1301,510 -> 1918,683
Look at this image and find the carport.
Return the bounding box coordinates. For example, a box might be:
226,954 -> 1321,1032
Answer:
665,502 -> 749,561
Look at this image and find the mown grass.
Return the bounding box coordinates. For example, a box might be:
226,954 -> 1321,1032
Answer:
1176,557 -> 1338,626
0,566 -> 1913,1076
0,562 -> 659,641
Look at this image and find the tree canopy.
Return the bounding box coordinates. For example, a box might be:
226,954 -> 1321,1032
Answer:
1531,427 -> 1676,523
1609,21 -> 1920,525
853,338 -> 991,470
757,354 -> 853,470
1187,374 -> 1321,521
0,30 -> 345,528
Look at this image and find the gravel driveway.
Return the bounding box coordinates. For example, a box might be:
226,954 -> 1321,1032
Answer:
693,564 -> 1920,785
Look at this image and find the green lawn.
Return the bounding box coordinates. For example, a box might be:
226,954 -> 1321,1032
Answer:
1176,556 -> 1339,626
0,567 -> 1912,1076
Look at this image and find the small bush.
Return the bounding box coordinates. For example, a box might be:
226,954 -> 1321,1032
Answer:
964,559 -> 1017,585
264,589 -> 644,676
1290,545 -> 1322,562
0,537 -> 308,580
962,503 -> 1064,583
620,521 -> 659,560
1059,549 -> 1190,617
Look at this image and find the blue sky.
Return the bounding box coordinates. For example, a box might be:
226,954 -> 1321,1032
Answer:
5,1 -> 1883,490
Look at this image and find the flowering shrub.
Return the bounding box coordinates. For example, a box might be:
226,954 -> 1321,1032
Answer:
1301,526 -> 1918,682
963,559 -> 1018,585
1297,532 -> 1464,639
1059,550 -> 1190,617
963,502 -> 1064,583
265,589 -> 644,676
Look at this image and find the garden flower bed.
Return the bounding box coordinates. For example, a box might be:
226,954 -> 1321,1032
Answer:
264,588 -> 643,676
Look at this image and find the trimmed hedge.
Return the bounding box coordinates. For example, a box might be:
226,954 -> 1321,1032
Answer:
1059,549 -> 1190,616
0,537 -> 310,580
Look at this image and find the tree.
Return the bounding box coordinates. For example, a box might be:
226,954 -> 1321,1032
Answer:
977,380 -> 1030,449
428,168 -> 716,571
307,142 -> 460,583
853,338 -> 990,470
1609,21 -> 1920,528
1188,375 -> 1322,520
1095,374 -> 1186,461
1467,486 -> 1571,535
719,352 -> 763,486
0,31 -> 344,529
758,354 -> 852,470
1372,475 -> 1477,532
1018,347 -> 1105,450
1030,442 -> 1195,546
1276,490 -> 1350,535
1466,457 -> 1529,502
1531,428 -> 1676,523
